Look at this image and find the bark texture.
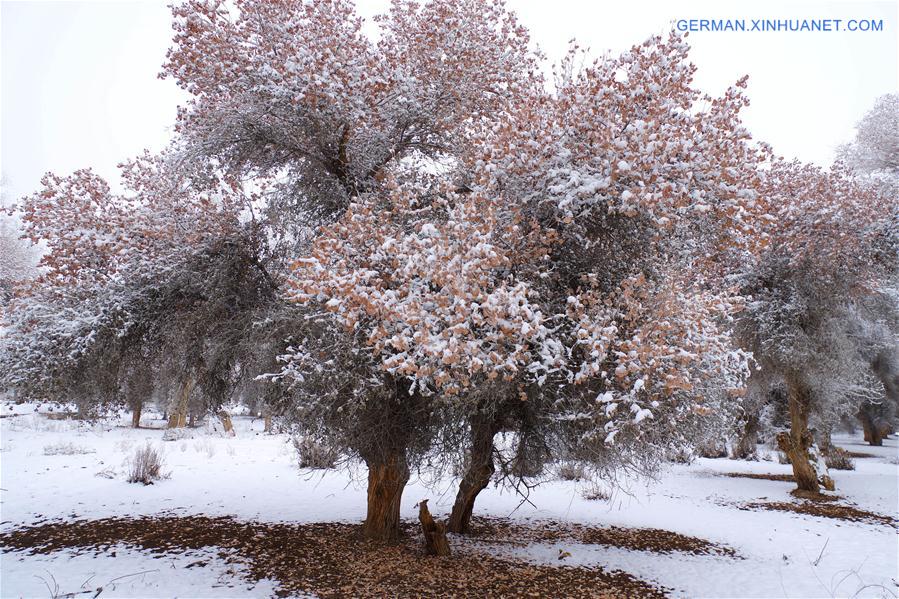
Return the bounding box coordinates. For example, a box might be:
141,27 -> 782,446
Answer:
362,452 -> 410,541
448,412 -> 503,534
777,376 -> 833,493
418,499 -> 451,556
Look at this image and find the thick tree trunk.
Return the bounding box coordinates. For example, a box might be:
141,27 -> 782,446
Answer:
858,408 -> 884,446
418,500 -> 451,556
167,377 -> 194,429
777,376 -> 832,493
218,410 -> 234,435
731,414 -> 759,460
448,412 -> 502,534
362,452 -> 410,541
131,399 -> 143,429
263,414 -> 273,433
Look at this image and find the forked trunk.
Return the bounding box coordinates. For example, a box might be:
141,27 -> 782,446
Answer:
131,399 -> 143,429
362,452 -> 410,541
777,376 -> 832,493
448,412 -> 503,534
218,410 -> 234,435
167,377 -> 194,429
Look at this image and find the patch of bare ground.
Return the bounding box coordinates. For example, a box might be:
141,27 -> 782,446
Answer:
0,516 -> 667,598
722,472 -> 795,482
464,516 -> 737,557
739,498 -> 896,528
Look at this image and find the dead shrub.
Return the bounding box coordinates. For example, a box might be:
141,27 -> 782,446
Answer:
127,443 -> 166,485
581,483 -> 612,502
824,447 -> 855,471
293,436 -> 338,469
667,448 -> 695,464
557,462 -> 586,481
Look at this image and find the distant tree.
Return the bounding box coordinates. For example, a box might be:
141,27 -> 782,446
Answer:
0,181 -> 37,307
837,93 -> 898,196
836,94 -> 899,444
737,160 -> 897,493
0,154 -> 272,428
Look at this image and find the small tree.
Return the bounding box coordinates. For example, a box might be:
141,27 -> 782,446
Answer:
0,187 -> 37,309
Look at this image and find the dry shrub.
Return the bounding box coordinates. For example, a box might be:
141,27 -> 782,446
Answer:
581,483 -> 612,502
697,440 -> 728,459
293,436 -> 338,470
557,462 -> 586,481
667,448 -> 695,464
824,447 -> 855,471
127,443 -> 166,485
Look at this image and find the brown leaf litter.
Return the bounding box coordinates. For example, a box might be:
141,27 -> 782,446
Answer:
0,515 -> 672,598
464,516 -> 738,557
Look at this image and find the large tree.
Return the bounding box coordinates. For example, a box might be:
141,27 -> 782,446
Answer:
161,0 -> 542,541
0,154 -> 270,426
278,33 -> 761,536
737,160 -> 897,493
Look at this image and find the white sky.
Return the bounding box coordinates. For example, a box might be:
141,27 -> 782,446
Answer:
1,0 -> 896,203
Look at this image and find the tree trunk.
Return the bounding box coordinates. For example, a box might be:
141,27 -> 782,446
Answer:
858,408 -> 884,446
816,423 -> 833,455
418,499 -> 451,556
777,376 -> 832,493
264,415 -> 272,433
167,377 -> 194,429
362,451 -> 410,541
448,412 -> 502,534
218,410 -> 235,435
131,399 -> 143,429
731,414 -> 759,460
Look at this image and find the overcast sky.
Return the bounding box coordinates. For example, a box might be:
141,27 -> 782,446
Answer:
1,0 -> 896,203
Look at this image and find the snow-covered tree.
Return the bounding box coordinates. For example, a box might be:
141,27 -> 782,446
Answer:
0,153 -> 274,427
837,93 -> 898,196
835,94 -> 899,444
159,0 -> 544,540
737,160 -> 897,493
278,32 -> 761,535
0,183 -> 37,307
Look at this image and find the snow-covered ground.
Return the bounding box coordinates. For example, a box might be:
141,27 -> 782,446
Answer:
1,403 -> 897,598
